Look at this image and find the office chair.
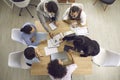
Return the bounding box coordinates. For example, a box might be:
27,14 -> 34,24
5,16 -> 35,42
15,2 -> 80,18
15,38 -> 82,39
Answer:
8,51 -> 30,69
11,28 -> 26,45
93,0 -> 116,11
92,48 -> 120,66
10,0 -> 37,18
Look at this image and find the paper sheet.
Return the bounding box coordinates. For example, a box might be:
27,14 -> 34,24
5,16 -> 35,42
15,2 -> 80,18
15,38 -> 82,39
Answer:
49,22 -> 57,30
47,40 -> 59,48
50,33 -> 64,46
70,26 -> 88,35
44,47 -> 58,56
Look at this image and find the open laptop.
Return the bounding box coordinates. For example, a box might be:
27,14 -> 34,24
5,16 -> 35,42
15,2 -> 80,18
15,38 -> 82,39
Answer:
50,51 -> 73,66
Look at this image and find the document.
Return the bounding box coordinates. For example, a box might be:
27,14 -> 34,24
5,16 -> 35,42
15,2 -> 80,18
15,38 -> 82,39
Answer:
44,47 -> 58,56
47,40 -> 59,48
50,33 -> 64,46
70,26 -> 88,35
49,22 -> 57,30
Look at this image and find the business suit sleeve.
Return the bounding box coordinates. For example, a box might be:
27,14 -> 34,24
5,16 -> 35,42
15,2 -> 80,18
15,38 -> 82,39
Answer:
36,3 -> 50,33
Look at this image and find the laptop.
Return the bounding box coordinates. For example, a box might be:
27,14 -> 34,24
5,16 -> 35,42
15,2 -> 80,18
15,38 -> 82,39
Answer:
50,51 -> 73,66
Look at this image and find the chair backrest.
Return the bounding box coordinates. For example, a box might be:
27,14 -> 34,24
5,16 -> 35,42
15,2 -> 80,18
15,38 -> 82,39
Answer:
10,0 -> 30,8
92,48 -> 120,66
8,51 -> 30,69
11,28 -> 26,45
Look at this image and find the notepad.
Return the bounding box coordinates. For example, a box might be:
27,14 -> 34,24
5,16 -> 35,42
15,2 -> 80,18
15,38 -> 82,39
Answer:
49,22 -> 57,30
44,47 -> 58,56
70,26 -> 88,35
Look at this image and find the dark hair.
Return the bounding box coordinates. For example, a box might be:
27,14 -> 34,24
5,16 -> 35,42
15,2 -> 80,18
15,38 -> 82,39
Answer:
90,40 -> 100,56
69,6 -> 82,20
12,0 -> 25,2
70,6 -> 81,13
24,47 -> 35,60
47,59 -> 67,78
20,25 -> 32,34
46,1 -> 58,13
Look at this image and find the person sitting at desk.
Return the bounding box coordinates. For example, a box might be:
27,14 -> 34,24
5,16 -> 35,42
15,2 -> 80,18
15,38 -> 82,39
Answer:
36,0 -> 59,36
24,46 -> 42,66
20,22 -> 47,46
62,3 -> 86,27
47,59 -> 77,80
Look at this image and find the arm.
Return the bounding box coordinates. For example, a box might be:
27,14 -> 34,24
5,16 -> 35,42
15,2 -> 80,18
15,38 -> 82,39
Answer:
62,8 -> 71,24
80,11 -> 87,26
32,57 -> 40,64
37,11 -> 51,33
54,0 -> 59,21
21,34 -> 33,46
67,64 -> 77,73
36,2 -> 51,33
31,40 -> 40,46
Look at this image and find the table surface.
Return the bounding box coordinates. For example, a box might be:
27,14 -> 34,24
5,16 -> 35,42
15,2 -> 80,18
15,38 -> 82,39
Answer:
31,20 -> 92,75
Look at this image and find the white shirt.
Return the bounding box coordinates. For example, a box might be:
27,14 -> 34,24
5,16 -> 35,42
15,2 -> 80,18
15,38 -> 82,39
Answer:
49,64 -> 77,80
62,3 -> 87,26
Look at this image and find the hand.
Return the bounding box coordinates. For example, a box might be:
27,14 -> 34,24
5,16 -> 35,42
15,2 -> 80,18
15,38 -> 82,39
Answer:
36,48 -> 43,57
30,36 -> 36,43
68,49 -> 74,53
71,21 -> 78,28
54,21 -> 59,27
49,32 -> 55,38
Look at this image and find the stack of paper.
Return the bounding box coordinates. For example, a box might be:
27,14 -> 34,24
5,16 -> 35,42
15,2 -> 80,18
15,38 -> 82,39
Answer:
49,22 -> 57,30
70,26 -> 88,35
44,47 -> 58,56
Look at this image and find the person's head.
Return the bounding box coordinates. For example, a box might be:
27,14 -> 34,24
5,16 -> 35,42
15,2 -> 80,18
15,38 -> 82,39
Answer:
45,1 -> 58,14
24,47 -> 35,60
69,6 -> 82,19
47,59 -> 67,79
20,25 -> 34,34
90,40 -> 100,56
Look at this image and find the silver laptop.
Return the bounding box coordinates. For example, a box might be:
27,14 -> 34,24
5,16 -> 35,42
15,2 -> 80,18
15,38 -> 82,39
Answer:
51,51 -> 73,66
51,51 -> 68,61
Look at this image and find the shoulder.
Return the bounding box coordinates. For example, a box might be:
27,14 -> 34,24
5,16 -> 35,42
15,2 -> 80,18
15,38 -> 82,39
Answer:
28,46 -> 37,48
36,1 -> 44,11
67,64 -> 77,70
